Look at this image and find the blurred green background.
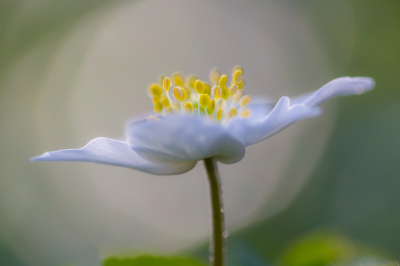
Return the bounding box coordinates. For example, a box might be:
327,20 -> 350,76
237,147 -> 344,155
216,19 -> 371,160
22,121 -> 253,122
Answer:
0,0 -> 399,265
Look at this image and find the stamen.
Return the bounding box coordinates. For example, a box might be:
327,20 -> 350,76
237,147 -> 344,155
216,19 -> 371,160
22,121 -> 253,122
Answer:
187,75 -> 198,88
207,99 -> 215,114
152,95 -> 160,104
163,77 -> 171,92
149,84 -> 163,97
232,66 -> 244,77
183,87 -> 191,100
161,95 -> 171,107
218,75 -> 230,100
212,86 -> 222,99
194,80 -> 204,94
233,70 -> 243,84
174,87 -> 186,102
229,84 -> 238,95
238,79 -> 245,90
158,75 -> 166,85
218,74 -> 228,87
221,86 -> 229,100
166,106 -> 174,114
203,83 -> 211,95
184,102 -> 194,114
241,109 -> 251,118
172,72 -> 185,86
153,101 -> 164,113
228,108 -> 237,118
210,68 -> 222,85
216,109 -> 223,121
240,95 -> 251,106
199,94 -> 211,107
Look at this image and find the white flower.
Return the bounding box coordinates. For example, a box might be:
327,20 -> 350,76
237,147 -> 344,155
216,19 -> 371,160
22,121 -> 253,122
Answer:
30,67 -> 374,175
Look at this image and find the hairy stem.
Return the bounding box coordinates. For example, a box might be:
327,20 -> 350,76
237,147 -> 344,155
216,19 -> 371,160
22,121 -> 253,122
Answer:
203,157 -> 225,266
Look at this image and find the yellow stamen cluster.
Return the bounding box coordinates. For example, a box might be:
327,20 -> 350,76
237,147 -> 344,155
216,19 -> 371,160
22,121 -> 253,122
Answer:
146,66 -> 252,124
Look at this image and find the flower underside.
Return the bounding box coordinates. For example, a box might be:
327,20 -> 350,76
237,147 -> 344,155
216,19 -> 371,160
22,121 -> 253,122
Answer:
148,67 -> 251,126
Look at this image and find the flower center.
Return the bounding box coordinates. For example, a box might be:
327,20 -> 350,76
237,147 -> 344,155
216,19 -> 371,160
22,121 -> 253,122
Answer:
147,66 -> 251,125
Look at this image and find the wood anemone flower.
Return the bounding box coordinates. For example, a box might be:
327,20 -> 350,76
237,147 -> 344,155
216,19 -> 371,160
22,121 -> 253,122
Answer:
30,68 -> 375,175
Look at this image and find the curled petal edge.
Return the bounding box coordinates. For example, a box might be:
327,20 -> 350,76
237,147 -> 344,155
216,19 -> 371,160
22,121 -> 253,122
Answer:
228,76 -> 374,146
228,97 -> 319,146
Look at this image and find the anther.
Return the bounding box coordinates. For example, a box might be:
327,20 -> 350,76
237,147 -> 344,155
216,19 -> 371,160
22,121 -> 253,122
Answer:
161,95 -> 171,107
199,94 -> 210,107
238,79 -> 245,90
240,95 -> 251,106
241,109 -> 251,118
219,74 -> 228,87
216,109 -> 223,121
172,72 -> 185,87
194,80 -> 204,94
163,77 -> 171,92
233,70 -> 243,84
212,86 -> 222,99
232,65 -> 244,76
228,108 -> 237,118
153,101 -> 164,113
184,102 -> 194,114
219,75 -> 230,100
203,83 -> 211,95
207,99 -> 215,114
221,85 -> 230,100
183,87 -> 191,100
158,75 -> 166,85
149,84 -> 163,97
151,95 -> 160,104
174,87 -> 186,102
209,68 -> 221,85
187,75 -> 198,88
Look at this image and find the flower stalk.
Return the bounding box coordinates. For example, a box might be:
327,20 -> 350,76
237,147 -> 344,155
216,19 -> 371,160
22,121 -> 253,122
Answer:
203,157 -> 225,266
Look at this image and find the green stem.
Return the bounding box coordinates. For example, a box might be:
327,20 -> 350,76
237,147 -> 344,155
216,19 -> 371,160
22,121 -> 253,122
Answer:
203,157 -> 225,266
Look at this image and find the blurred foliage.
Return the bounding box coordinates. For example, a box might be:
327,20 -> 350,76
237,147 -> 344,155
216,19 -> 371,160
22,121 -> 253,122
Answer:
0,244 -> 25,266
276,230 -> 392,266
277,231 -> 356,266
0,0 -> 129,84
103,255 -> 206,266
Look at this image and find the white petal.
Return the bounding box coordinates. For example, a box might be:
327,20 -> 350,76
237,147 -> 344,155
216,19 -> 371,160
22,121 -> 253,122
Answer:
126,115 -> 245,164
30,137 -> 196,175
229,77 -> 374,146
228,97 -> 319,146
296,77 -> 375,107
